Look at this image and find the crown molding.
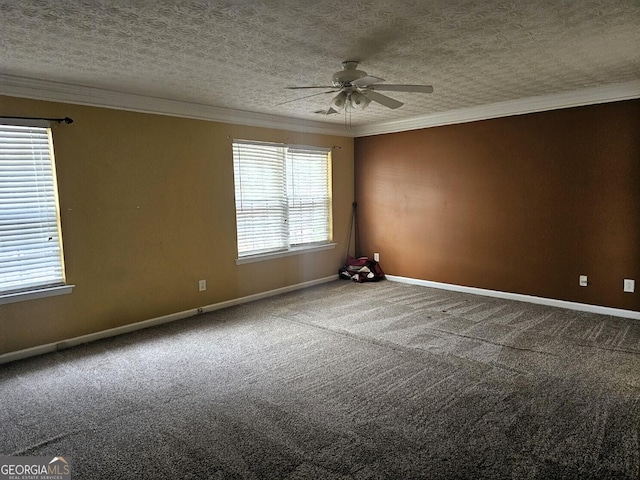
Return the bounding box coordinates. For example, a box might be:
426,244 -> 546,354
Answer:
353,80 -> 640,137
0,74 -> 352,137
2,74 -> 638,139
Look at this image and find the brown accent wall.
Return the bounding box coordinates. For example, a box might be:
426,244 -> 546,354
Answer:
0,95 -> 354,355
355,100 -> 640,311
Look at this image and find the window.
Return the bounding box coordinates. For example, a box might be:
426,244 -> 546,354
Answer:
0,122 -> 68,300
232,140 -> 332,261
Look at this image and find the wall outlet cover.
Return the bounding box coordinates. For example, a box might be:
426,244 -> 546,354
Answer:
623,279 -> 635,293
579,275 -> 588,287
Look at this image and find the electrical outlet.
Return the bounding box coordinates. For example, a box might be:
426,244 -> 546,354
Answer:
579,275 -> 587,287
198,279 -> 206,292
623,279 -> 635,293
373,252 -> 380,262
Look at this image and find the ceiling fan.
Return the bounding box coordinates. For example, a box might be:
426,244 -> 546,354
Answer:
285,61 -> 433,114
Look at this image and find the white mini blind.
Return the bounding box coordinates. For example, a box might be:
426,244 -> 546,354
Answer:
0,124 -> 66,294
287,148 -> 331,246
233,141 -> 331,258
233,142 -> 288,256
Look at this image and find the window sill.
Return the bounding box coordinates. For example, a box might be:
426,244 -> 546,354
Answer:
0,284 -> 75,306
236,243 -> 337,265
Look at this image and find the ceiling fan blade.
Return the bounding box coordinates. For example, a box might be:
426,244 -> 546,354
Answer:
286,85 -> 335,90
314,107 -> 339,115
277,90 -> 336,106
369,84 -> 434,93
351,76 -> 385,87
364,90 -> 403,109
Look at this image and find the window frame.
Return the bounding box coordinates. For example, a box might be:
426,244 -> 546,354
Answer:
232,140 -> 335,264
0,119 -> 73,305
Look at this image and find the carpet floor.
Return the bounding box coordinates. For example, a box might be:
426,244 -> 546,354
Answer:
1,280 -> 639,479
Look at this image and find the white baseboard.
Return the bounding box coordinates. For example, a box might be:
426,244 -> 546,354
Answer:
386,275 -> 640,320
0,275 -> 337,365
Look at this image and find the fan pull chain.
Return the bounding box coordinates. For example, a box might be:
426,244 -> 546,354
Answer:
344,105 -> 352,130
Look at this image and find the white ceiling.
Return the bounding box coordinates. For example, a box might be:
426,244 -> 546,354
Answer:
1,1 -> 639,136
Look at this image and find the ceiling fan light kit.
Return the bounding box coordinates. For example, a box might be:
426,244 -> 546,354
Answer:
286,61 -> 434,115
350,91 -> 370,109
330,91 -> 349,111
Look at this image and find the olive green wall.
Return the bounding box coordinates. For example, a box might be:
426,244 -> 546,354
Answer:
0,95 -> 354,355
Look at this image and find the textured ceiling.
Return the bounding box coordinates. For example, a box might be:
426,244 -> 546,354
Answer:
0,0 -> 639,128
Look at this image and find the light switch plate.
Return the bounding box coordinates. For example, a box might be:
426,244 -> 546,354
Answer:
579,275 -> 587,287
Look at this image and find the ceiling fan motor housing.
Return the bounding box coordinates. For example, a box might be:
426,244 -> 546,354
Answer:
331,61 -> 367,87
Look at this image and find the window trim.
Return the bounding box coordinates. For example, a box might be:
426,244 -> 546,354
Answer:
235,242 -> 336,265
0,284 -> 74,305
